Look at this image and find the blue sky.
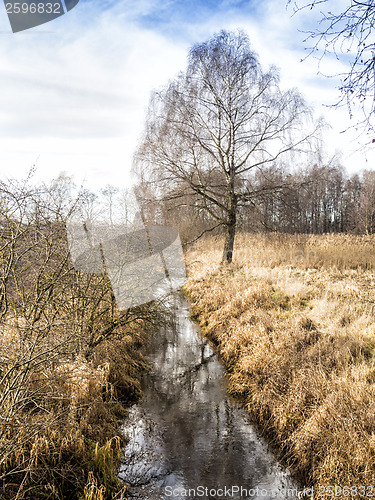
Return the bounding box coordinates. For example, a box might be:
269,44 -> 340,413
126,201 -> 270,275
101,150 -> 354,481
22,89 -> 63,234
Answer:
0,0 -> 372,190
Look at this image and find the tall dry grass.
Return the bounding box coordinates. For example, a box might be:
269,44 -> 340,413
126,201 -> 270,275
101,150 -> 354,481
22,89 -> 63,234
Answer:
188,232 -> 375,270
185,232 -> 375,487
0,325 -> 151,500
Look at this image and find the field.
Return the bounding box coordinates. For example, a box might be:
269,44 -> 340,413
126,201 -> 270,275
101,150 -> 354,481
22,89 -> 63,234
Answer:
184,233 -> 375,488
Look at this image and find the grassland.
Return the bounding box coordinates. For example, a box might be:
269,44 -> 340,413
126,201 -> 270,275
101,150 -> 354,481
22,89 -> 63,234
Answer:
184,233 -> 375,488
0,321 -> 152,500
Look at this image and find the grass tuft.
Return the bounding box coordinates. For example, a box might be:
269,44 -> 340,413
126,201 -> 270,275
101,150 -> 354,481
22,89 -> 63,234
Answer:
185,232 -> 375,486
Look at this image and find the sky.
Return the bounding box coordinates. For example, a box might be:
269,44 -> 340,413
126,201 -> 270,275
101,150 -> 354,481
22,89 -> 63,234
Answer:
0,0 -> 373,191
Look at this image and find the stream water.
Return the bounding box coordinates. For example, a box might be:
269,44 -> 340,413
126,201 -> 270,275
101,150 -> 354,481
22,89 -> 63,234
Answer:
118,295 -> 302,500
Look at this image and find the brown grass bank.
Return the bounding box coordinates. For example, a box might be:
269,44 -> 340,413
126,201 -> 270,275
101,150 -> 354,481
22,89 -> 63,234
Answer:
0,324 -> 152,500
184,233 -> 375,488
0,205 -> 162,499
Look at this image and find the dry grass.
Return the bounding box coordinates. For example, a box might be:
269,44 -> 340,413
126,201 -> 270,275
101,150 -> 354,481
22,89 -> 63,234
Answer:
0,325 -> 151,500
185,233 -> 375,487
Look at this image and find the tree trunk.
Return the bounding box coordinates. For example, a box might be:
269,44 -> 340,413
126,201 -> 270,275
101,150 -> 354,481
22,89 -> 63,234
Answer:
222,208 -> 236,263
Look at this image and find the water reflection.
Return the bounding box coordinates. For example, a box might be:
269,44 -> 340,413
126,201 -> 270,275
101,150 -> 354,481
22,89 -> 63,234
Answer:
119,296 -> 299,499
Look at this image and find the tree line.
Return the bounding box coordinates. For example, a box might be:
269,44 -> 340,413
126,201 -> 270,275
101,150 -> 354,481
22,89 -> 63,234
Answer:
133,30 -> 375,263
138,161 -> 375,237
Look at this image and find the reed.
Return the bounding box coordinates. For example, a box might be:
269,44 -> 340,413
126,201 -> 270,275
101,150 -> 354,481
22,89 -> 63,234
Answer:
0,326 -> 151,499
185,232 -> 375,487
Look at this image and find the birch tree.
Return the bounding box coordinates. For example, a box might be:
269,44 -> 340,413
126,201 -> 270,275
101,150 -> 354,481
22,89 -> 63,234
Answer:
135,30 -> 318,262
289,0 -> 375,131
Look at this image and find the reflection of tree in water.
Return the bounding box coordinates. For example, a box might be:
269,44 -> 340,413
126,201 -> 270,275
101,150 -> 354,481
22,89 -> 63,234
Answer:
120,409 -> 171,487
120,297 -> 298,499
132,298 -> 294,496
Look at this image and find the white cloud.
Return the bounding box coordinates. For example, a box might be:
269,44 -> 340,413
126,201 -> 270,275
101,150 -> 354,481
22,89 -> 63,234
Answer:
0,0 -> 188,189
0,0 -> 373,193
196,0 -> 375,173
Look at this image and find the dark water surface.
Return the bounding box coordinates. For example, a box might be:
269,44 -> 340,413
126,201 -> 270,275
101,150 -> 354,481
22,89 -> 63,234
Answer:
118,295 -> 300,499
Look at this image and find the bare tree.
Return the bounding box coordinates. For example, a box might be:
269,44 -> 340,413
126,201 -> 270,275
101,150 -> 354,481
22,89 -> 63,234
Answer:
356,169 -> 375,233
101,185 -> 119,227
135,30 -> 318,263
289,0 -> 375,131
0,176 -> 163,497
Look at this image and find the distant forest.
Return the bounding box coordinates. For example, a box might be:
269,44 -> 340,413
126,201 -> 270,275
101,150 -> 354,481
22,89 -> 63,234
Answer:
131,31 -> 375,251
143,164 -> 375,240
